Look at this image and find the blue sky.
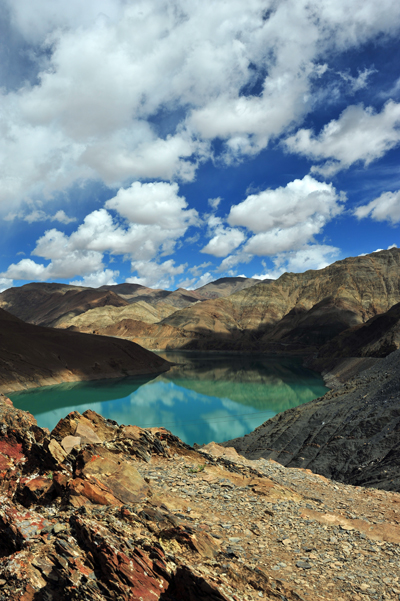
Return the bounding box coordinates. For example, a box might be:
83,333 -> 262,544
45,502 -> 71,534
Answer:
1,0 -> 400,292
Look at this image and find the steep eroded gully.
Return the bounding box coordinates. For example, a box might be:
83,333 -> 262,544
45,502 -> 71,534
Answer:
0,394 -> 399,600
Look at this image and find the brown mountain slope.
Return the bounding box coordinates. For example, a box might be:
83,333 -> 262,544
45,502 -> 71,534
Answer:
61,300 -> 177,330
120,248 -> 400,351
0,282 -> 128,327
100,278 -> 261,308
192,276 -> 263,299
58,248 -> 400,353
0,278 -> 261,330
0,308 -> 169,392
99,283 -> 202,308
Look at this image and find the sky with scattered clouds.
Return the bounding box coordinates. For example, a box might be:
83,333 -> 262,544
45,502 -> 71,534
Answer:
1,0 -> 400,292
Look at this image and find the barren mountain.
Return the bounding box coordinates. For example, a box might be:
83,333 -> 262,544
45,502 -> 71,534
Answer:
192,276 -> 263,299
99,283 -> 203,308
0,277 -> 261,332
105,248 -> 400,352
61,300 -> 178,331
0,282 -> 128,327
99,278 -> 261,308
0,308 -> 169,392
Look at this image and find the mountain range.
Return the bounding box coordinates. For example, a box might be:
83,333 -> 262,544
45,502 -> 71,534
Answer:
2,248 -> 400,362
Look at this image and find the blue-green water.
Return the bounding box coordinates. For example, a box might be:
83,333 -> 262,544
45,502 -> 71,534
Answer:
9,352 -> 328,446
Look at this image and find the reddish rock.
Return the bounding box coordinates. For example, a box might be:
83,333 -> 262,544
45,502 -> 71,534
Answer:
18,475 -> 55,507
72,514 -> 169,599
68,477 -> 122,507
53,470 -> 71,495
77,445 -> 150,504
0,438 -> 25,462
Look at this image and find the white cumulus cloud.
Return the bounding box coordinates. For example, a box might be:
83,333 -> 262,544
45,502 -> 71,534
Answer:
228,175 -> 343,256
285,101 -> 400,176
252,244 -> 340,279
0,1 -> 400,209
354,189 -> 400,224
70,269 -> 120,288
127,259 -> 187,289
201,227 -> 246,258
0,181 -> 198,286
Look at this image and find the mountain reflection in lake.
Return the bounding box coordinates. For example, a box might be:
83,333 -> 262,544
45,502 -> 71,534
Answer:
9,352 -> 328,446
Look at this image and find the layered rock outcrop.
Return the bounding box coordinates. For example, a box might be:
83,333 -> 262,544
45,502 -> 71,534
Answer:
146,248 -> 400,352
0,394 -> 400,601
0,278 -> 261,331
47,248 -> 400,354
0,283 -> 128,328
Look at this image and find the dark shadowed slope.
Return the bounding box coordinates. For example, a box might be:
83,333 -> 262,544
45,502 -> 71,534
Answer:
316,300 -> 400,360
223,349 -> 400,491
0,308 -> 169,392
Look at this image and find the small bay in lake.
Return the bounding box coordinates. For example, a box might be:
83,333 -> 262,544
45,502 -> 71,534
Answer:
9,352 -> 328,446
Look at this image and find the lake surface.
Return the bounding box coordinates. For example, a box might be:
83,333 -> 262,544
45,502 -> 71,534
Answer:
9,352 -> 328,446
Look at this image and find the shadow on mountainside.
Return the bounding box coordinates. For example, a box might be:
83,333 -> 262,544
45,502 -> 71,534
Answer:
0,308 -> 170,393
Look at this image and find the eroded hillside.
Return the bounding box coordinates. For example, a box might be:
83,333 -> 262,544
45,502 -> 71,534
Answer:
81,248 -> 400,353
0,308 -> 169,392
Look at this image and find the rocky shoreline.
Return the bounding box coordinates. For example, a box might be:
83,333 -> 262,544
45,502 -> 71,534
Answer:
223,350 -> 400,492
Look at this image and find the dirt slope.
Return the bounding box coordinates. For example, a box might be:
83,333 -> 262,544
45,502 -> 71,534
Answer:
0,308 -> 169,392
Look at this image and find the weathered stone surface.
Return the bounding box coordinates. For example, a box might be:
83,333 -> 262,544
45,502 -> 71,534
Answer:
47,438 -> 68,463
78,445 -> 150,504
0,395 -> 399,601
74,421 -> 102,444
68,477 -> 122,507
17,475 -> 55,507
61,434 -> 81,454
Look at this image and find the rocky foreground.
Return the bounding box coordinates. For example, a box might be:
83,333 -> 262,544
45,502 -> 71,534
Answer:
0,395 -> 400,600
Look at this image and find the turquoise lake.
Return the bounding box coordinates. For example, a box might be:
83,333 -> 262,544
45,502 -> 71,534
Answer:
9,352 -> 328,446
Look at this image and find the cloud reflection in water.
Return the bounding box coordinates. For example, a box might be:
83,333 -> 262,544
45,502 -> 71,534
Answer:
10,353 -> 328,445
